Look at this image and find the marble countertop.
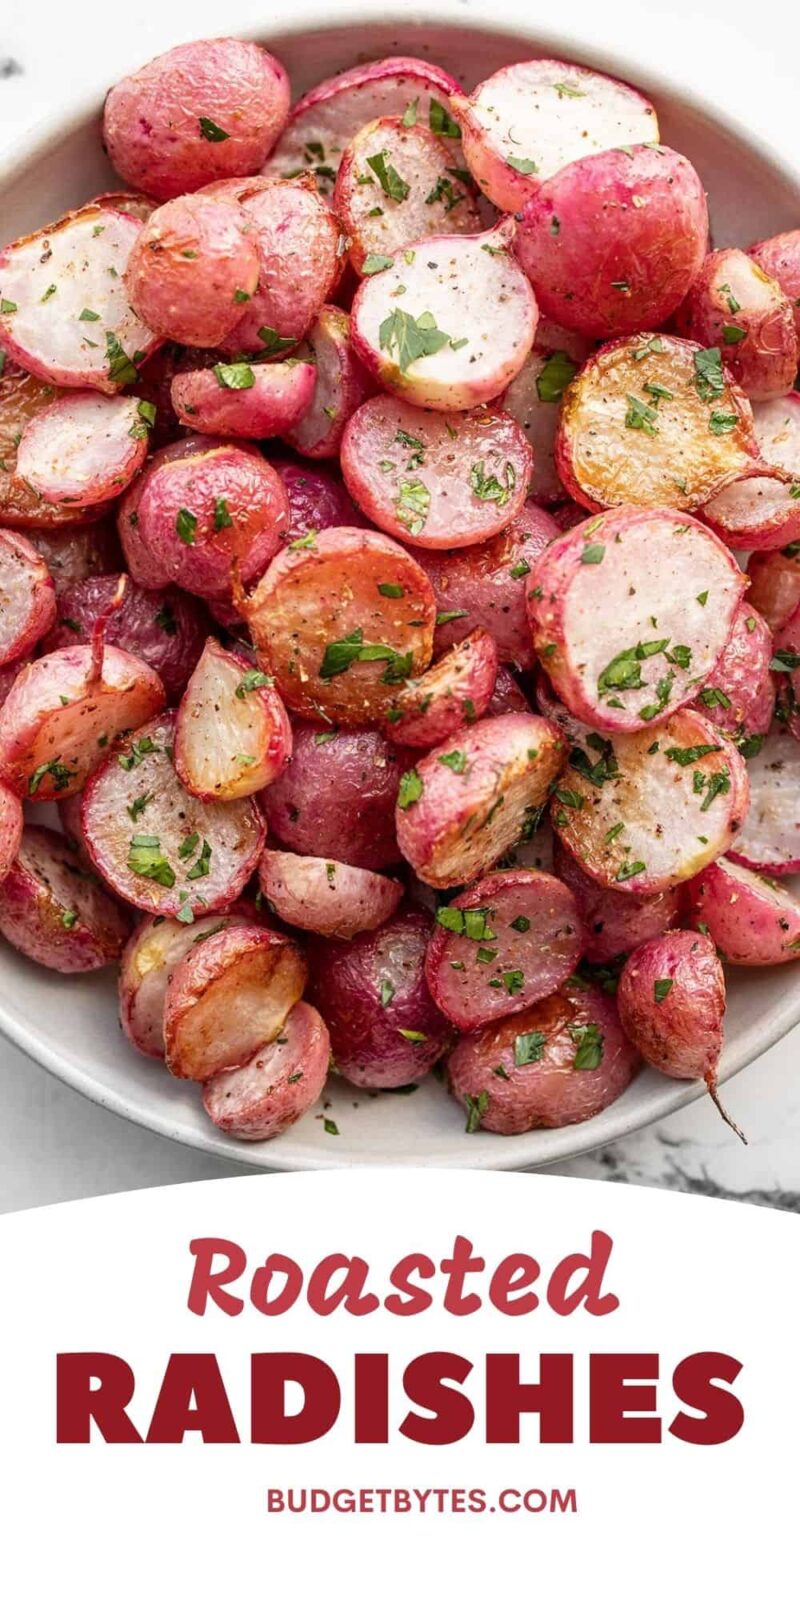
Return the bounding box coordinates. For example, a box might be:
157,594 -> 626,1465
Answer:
1,0 -> 798,1213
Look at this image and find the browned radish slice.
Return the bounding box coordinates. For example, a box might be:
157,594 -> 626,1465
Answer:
749,231 -> 800,338
528,507 -> 747,733
0,783 -> 22,883
676,248 -> 798,401
262,56 -> 461,194
747,545 -> 800,632
0,823 -> 129,972
15,393 -> 149,506
260,722 -> 404,870
551,707 -> 749,894
245,526 -> 436,727
686,856 -> 800,965
163,922 -> 307,1081
425,867 -> 582,1030
202,1000 -> 330,1140
43,574 -> 206,704
0,643 -> 165,800
258,848 -> 403,938
281,306 -> 373,460
0,206 -> 160,392
395,711 -> 566,889
214,176 -> 344,354
727,723 -> 800,874
350,220 -> 537,410
0,360 -> 107,530
691,601 -> 774,743
552,835 -> 680,963
702,394 -> 800,550
447,986 -> 637,1135
503,327 -> 592,505
0,528 -> 56,666
170,361 -> 315,439
556,335 -> 761,514
27,523 -> 122,593
119,905 -> 262,1059
174,638 -> 291,801
451,58 -> 658,214
125,195 -> 261,347
341,396 -> 532,548
334,116 -> 482,275
81,709 -> 265,913
383,629 -> 498,748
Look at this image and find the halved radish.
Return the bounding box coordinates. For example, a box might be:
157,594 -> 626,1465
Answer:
0,823 -> 129,972
216,176 -> 344,353
245,526 -> 436,726
43,573 -> 206,704
81,709 -> 265,913
260,721 -> 404,870
119,905 -> 259,1059
202,1000 -> 330,1140
747,544 -> 800,632
556,334 -> 761,514
382,628 -> 498,748
451,58 -> 658,214
691,601 -> 775,742
262,56 -> 461,195
528,507 -> 747,733
15,393 -> 149,505
0,205 -> 160,392
395,711 -> 566,889
676,247 -> 798,401
334,116 -> 482,275
727,722 -> 800,874
0,643 -> 165,800
124,194 -> 261,347
552,835 -> 681,962
280,306 -> 372,460
503,329 -> 592,505
258,848 -> 403,938
686,855 -> 800,965
0,359 -> 105,530
341,395 -> 532,548
749,231 -> 800,338
551,707 -> 749,893
702,394 -> 800,551
0,528 -> 57,666
174,638 -> 292,801
163,922 -> 307,1081
350,219 -> 538,410
170,361 -> 316,439
425,867 -> 582,1030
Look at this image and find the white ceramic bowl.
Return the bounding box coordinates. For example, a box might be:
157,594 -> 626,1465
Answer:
1,12 -> 799,1171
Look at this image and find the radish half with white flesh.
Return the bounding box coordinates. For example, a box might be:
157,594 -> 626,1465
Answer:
451,58 -> 658,215
245,526 -> 436,727
81,709 -> 266,914
394,712 -> 566,889
170,361 -> 316,439
261,56 -> 461,195
15,393 -> 150,505
0,528 -> 56,666
702,394 -> 800,551
747,545 -> 800,633
341,396 -> 532,549
383,628 -> 498,749
0,642 -> 165,801
727,723 -> 800,874
528,507 -> 747,733
552,835 -> 681,963
258,849 -> 403,939
556,334 -> 762,514
424,867 -> 583,1030
691,601 -> 775,742
503,329 -> 592,505
202,1000 -> 330,1141
333,116 -> 482,275
749,231 -> 800,338
551,707 -> 750,893
350,220 -> 538,410
174,638 -> 292,801
119,906 -> 260,1059
281,306 -> 373,460
163,922 -> 307,1082
0,359 -> 109,531
675,247 -> 798,402
686,856 -> 800,965
0,823 -> 130,973
0,205 -> 160,392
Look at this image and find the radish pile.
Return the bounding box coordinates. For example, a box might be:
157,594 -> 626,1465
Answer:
0,37 -> 798,1147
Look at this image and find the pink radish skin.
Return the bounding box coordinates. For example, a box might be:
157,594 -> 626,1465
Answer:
691,601 -> 775,741
341,396 -> 532,549
0,527 -> 57,666
0,823 -> 129,972
351,219 -> 538,411
202,1000 -> 330,1140
258,848 -> 403,939
163,922 -> 307,1082
119,905 -> 263,1059
617,930 -> 725,1084
15,393 -> 149,506
747,546 -> 800,633
216,177 -> 344,353
270,457 -> 360,542
174,638 -> 292,801
309,905 -> 451,1089
334,116 -> 482,275
383,629 -> 498,749
425,867 -> 582,1030
0,643 -> 165,801
281,306 -> 373,460
395,712 -> 566,889
516,145 -> 707,340
676,248 -> 798,401
103,38 -> 290,201
125,195 -> 260,347
528,507 -> 747,733
702,394 -> 800,552
686,856 -> 800,965
448,986 -> 637,1135
727,723 -> 800,874
171,361 -> 316,439
552,835 -> 680,963
260,722 -> 405,871
503,330 -> 593,505
81,709 -> 265,914
749,231 -> 800,338
42,574 -> 206,703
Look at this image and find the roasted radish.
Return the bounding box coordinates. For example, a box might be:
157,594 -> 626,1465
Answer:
727,723 -> 800,874
0,823 -> 129,972
259,848 -> 403,939
686,855 -> 800,965
202,1001 -> 330,1139
164,922 -> 307,1081
16,392 -> 150,506
171,360 -> 316,439
334,116 -> 482,275
281,306 -> 373,460
0,527 -> 57,666
676,247 -> 798,401
383,628 -> 498,748
174,638 -> 292,801
260,721 -> 405,870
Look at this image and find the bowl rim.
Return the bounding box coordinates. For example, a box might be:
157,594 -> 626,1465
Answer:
2,1 -> 799,1172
